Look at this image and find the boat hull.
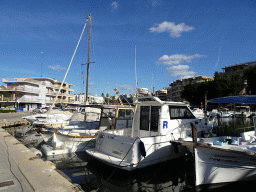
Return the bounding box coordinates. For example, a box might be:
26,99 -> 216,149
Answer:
86,131 -> 189,171
195,145 -> 256,190
41,132 -> 96,156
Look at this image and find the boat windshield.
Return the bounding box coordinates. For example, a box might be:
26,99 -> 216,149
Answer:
118,109 -> 134,119
169,106 -> 195,119
102,108 -> 116,118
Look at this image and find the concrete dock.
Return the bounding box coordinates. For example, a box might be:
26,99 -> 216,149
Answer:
0,127 -> 83,192
0,112 -> 31,127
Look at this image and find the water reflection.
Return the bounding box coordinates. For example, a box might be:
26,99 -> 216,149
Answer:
45,153 -> 195,192
216,117 -> 254,132
84,157 -> 194,192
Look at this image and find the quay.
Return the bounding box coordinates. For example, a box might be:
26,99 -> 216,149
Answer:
0,127 -> 83,192
0,112 -> 31,127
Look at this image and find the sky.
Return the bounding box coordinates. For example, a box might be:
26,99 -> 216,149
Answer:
1,0 -> 256,97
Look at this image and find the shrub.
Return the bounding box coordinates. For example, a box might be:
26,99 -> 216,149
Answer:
0,110 -> 16,113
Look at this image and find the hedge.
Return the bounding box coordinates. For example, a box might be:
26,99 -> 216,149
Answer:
0,110 -> 17,113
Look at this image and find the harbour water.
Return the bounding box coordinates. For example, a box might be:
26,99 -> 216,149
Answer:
3,116 -> 256,192
48,153 -> 195,192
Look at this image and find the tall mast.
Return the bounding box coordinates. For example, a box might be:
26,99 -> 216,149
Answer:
85,14 -> 92,104
135,45 -> 137,90
41,52 -> 43,77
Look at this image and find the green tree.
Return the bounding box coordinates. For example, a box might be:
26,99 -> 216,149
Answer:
243,65 -> 256,95
181,71 -> 244,106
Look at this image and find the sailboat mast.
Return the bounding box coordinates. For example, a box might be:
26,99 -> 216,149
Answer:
86,14 -> 92,104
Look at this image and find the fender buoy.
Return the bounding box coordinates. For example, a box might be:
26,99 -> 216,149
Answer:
139,140 -> 146,157
173,142 -> 179,154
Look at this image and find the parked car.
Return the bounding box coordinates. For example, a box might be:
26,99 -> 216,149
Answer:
33,107 -> 48,113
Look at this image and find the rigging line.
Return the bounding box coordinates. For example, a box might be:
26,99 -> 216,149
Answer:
50,17 -> 89,111
91,20 -> 96,66
119,94 -> 132,106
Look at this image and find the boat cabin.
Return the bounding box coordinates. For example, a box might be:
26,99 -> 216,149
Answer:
98,105 -> 134,131
131,96 -> 196,138
234,106 -> 250,113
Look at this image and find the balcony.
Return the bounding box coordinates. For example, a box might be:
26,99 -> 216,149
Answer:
0,86 -> 40,94
0,96 -> 15,102
17,97 -> 42,103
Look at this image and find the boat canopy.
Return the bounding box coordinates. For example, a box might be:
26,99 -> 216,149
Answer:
208,95 -> 256,104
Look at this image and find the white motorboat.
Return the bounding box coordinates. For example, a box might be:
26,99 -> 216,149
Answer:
41,105 -> 134,156
32,106 -> 101,129
191,108 -> 205,119
172,119 -> 256,191
86,93 -> 215,171
23,109 -> 73,124
218,108 -> 234,118
234,106 -> 252,118
194,140 -> 256,190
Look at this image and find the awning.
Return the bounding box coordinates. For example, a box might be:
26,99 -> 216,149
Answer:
208,95 -> 256,104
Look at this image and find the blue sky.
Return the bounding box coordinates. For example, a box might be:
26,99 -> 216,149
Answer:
1,0 -> 256,96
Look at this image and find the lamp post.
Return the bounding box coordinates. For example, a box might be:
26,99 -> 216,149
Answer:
244,79 -> 247,95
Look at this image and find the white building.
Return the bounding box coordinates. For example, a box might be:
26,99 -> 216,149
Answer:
168,76 -> 213,102
0,77 -> 74,111
73,94 -> 104,104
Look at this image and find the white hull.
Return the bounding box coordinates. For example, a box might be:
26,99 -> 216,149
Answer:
220,112 -> 234,118
86,131 -> 188,171
41,131 -> 97,156
235,112 -> 252,118
23,111 -> 72,124
195,144 -> 256,190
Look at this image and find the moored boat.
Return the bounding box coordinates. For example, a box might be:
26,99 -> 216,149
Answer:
171,118 -> 256,191
86,91 -> 215,171
41,105 -> 134,156
234,106 -> 252,118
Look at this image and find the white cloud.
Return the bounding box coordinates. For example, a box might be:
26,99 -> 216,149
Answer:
115,84 -> 136,93
166,65 -> 196,78
48,65 -> 66,71
89,82 -> 95,86
157,54 -> 206,65
118,85 -> 134,90
111,2 -> 118,12
149,21 -> 195,38
156,53 -> 206,78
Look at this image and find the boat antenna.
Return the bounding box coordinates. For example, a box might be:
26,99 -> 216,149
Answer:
135,45 -> 138,93
41,51 -> 43,77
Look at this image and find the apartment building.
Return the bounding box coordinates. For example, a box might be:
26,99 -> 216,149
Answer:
155,89 -> 168,101
0,77 -> 74,111
168,76 -> 213,102
73,94 -> 104,104
222,61 -> 256,74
